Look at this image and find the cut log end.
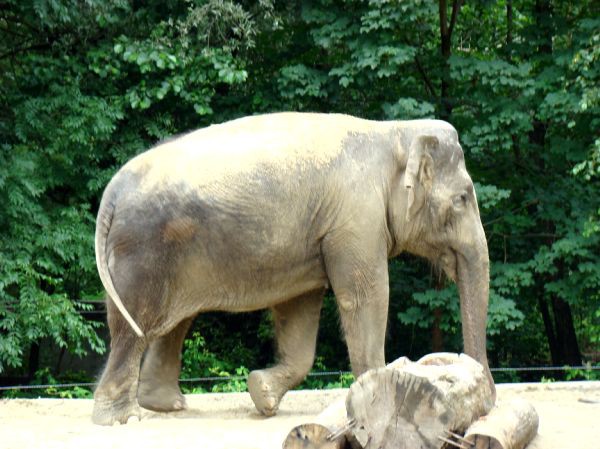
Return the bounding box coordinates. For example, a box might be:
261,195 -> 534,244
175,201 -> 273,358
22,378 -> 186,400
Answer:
282,423 -> 346,449
345,354 -> 494,449
346,369 -> 449,449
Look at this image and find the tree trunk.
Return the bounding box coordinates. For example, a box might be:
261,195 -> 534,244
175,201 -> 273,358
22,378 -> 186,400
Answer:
27,342 -> 40,381
432,307 -> 444,352
536,243 -> 582,367
438,0 -> 463,119
551,295 -> 582,366
537,296 -> 560,363
536,241 -> 582,367
506,0 -> 513,53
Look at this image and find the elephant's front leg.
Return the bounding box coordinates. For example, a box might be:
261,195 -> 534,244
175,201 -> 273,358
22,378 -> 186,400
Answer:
337,285 -> 388,376
324,239 -> 389,377
248,290 -> 324,416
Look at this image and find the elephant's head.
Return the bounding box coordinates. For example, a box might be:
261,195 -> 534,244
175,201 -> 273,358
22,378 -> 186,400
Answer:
391,124 -> 494,394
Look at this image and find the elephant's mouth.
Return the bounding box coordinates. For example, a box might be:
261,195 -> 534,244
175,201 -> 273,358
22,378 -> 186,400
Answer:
439,248 -> 459,283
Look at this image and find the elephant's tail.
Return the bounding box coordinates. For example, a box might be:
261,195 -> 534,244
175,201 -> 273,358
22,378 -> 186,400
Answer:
95,190 -> 145,338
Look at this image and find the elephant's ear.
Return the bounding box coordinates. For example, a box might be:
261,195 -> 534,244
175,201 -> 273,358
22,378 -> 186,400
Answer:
404,135 -> 438,221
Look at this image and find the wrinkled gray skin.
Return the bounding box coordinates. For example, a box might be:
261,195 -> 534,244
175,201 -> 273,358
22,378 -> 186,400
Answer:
92,112 -> 494,425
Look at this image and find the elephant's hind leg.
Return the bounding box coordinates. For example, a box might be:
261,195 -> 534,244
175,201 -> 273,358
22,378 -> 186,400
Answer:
138,318 -> 193,412
248,290 -> 324,416
92,308 -> 147,425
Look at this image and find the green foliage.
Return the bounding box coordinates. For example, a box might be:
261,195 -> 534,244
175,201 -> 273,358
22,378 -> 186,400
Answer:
474,183 -> 511,211
397,269 -> 526,343
2,368 -> 94,399
564,363 -> 600,381
181,331 -> 233,378
298,357 -> 354,390
382,98 -> 436,120
180,331 -> 249,393
209,366 -> 249,393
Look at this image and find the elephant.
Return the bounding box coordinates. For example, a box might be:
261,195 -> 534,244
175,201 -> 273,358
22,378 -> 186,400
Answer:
92,112 -> 494,425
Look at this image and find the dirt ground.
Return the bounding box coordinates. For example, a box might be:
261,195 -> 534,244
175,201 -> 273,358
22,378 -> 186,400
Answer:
1,381 -> 599,449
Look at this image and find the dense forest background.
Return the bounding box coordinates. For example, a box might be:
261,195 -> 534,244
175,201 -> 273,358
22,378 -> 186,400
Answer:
1,0 -> 598,393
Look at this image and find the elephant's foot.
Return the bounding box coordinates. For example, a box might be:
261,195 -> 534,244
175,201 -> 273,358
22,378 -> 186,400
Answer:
92,395 -> 142,426
247,369 -> 290,416
138,380 -> 187,412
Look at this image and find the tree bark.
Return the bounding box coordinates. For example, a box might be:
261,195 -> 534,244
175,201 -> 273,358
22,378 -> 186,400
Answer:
537,296 -> 560,363
551,295 -> 582,365
27,342 -> 40,381
438,0 -> 463,119
537,235 -> 582,366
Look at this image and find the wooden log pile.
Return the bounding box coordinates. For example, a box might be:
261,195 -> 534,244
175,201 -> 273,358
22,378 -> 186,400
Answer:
283,353 -> 539,449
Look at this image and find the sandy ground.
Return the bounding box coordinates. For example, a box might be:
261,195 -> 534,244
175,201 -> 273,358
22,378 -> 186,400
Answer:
1,381 -> 599,449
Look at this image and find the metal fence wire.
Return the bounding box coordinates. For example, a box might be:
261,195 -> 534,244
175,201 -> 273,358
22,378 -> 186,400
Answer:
0,365 -> 598,392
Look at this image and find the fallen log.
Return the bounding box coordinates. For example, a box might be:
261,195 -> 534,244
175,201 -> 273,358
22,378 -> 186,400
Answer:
282,353 -> 496,449
346,353 -> 494,449
463,399 -> 539,449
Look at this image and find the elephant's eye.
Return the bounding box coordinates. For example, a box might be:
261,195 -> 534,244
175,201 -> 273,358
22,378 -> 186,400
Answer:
452,192 -> 468,210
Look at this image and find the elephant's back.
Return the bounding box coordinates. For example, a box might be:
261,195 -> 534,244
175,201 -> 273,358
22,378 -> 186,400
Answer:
120,112 -> 384,192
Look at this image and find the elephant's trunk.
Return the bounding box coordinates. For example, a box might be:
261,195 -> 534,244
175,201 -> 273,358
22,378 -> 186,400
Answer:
455,219 -> 495,398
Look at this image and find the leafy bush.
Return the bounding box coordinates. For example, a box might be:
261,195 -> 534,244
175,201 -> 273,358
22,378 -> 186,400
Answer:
1,368 -> 94,399
180,331 -> 250,393
565,364 -> 600,381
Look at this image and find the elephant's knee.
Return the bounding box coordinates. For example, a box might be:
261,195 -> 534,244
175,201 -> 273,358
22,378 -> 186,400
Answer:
336,290 -> 360,314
